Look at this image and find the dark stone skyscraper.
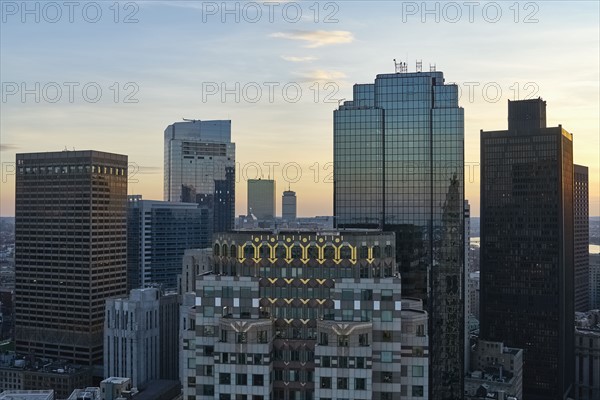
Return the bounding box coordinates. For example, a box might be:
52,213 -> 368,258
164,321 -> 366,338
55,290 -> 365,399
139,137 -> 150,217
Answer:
14,150 -> 128,366
480,98 -> 575,399
574,164 -> 589,312
334,68 -> 465,399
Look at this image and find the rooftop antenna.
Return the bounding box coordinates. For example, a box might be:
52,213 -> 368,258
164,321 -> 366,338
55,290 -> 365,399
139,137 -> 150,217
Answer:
429,63 -> 436,72
393,59 -> 407,73
416,60 -> 422,73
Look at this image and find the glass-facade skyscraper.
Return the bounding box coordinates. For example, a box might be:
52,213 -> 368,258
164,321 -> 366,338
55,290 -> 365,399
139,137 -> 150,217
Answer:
480,98 -> 574,399
164,120 -> 235,234
127,195 -> 209,290
334,69 -> 465,399
247,179 -> 276,221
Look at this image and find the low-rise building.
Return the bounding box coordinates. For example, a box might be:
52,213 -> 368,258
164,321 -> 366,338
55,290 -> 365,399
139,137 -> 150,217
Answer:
465,339 -> 523,400
575,310 -> 600,400
0,391 -> 54,400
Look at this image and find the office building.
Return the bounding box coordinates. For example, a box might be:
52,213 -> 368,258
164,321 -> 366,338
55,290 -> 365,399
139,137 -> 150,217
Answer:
247,179 -> 276,221
0,391 -> 54,400
164,119 -> 235,234
282,190 -> 297,221
464,339 -> 523,400
177,248 -> 213,296
127,195 -> 208,290
574,165 -> 589,311
104,288 -> 179,387
333,67 -> 464,399
575,310 -> 600,400
480,98 -> 574,399
181,230 -> 429,400
590,252 -> 600,309
14,150 -> 128,366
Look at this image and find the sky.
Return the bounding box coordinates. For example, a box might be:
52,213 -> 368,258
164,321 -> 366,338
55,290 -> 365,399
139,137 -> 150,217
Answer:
1,0 -> 599,217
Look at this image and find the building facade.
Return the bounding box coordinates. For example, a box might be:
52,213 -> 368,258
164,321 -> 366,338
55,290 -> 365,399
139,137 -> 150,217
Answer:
480,98 -> 575,399
465,339 -> 523,400
163,119 -> 235,233
574,165 -> 589,312
104,288 -> 179,388
575,310 -> 600,400
591,253 -> 600,309
333,68 -> 465,399
14,150 -> 128,366
282,191 -> 297,222
127,195 -> 208,290
181,230 -> 429,400
247,180 -> 276,221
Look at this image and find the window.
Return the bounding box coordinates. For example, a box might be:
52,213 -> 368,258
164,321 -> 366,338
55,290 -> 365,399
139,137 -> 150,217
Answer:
238,354 -> 246,364
381,351 -> 392,363
202,385 -> 214,396
322,356 -> 331,367
222,287 -> 233,298
356,357 -> 365,368
337,377 -> 348,389
416,324 -> 425,336
341,290 -> 354,300
237,332 -> 247,343
382,372 -> 392,383
360,309 -> 372,322
381,393 -> 393,400
355,378 -> 366,390
381,310 -> 392,322
187,358 -> 195,368
320,377 -> 331,389
338,335 -> 349,347
381,289 -> 393,301
361,289 -> 372,300
236,374 -> 247,385
319,332 -> 329,345
236,395 -> 247,400
412,366 -> 424,377
359,333 -> 369,346
400,366 -> 407,377
253,354 -> 262,364
412,386 -> 424,397
203,325 -> 215,336
204,346 -> 214,356
338,356 -> 348,368
204,306 -> 215,317
220,330 -> 228,342
219,373 -> 231,384
252,374 -> 264,386
204,286 -> 214,297
219,395 -> 230,400
382,330 -> 392,342
412,347 -> 424,357
202,365 -> 213,376
240,287 -> 252,299
258,330 -> 268,343
342,309 -> 354,321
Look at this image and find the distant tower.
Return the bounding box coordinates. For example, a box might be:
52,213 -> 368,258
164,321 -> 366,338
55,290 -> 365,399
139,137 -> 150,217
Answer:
247,179 -> 276,221
574,164 -> 589,312
282,189 -> 297,221
163,119 -> 236,234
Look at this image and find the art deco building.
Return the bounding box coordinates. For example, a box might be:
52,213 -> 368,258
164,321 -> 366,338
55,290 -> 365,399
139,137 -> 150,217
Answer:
480,98 -> 574,399
181,230 -> 429,400
14,150 -> 128,366
333,67 -> 464,399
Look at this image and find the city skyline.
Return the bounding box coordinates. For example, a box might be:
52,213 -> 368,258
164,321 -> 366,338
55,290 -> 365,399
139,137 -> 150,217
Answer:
1,1 -> 599,218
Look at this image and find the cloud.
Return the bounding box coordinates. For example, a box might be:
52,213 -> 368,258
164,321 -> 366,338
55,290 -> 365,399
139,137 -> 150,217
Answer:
298,70 -> 347,82
0,144 -> 19,152
281,56 -> 318,63
270,30 -> 354,48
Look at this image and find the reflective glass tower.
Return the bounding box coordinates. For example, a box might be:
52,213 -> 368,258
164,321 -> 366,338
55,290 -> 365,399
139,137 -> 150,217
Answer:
164,120 -> 235,233
334,68 -> 465,399
480,98 -> 574,399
